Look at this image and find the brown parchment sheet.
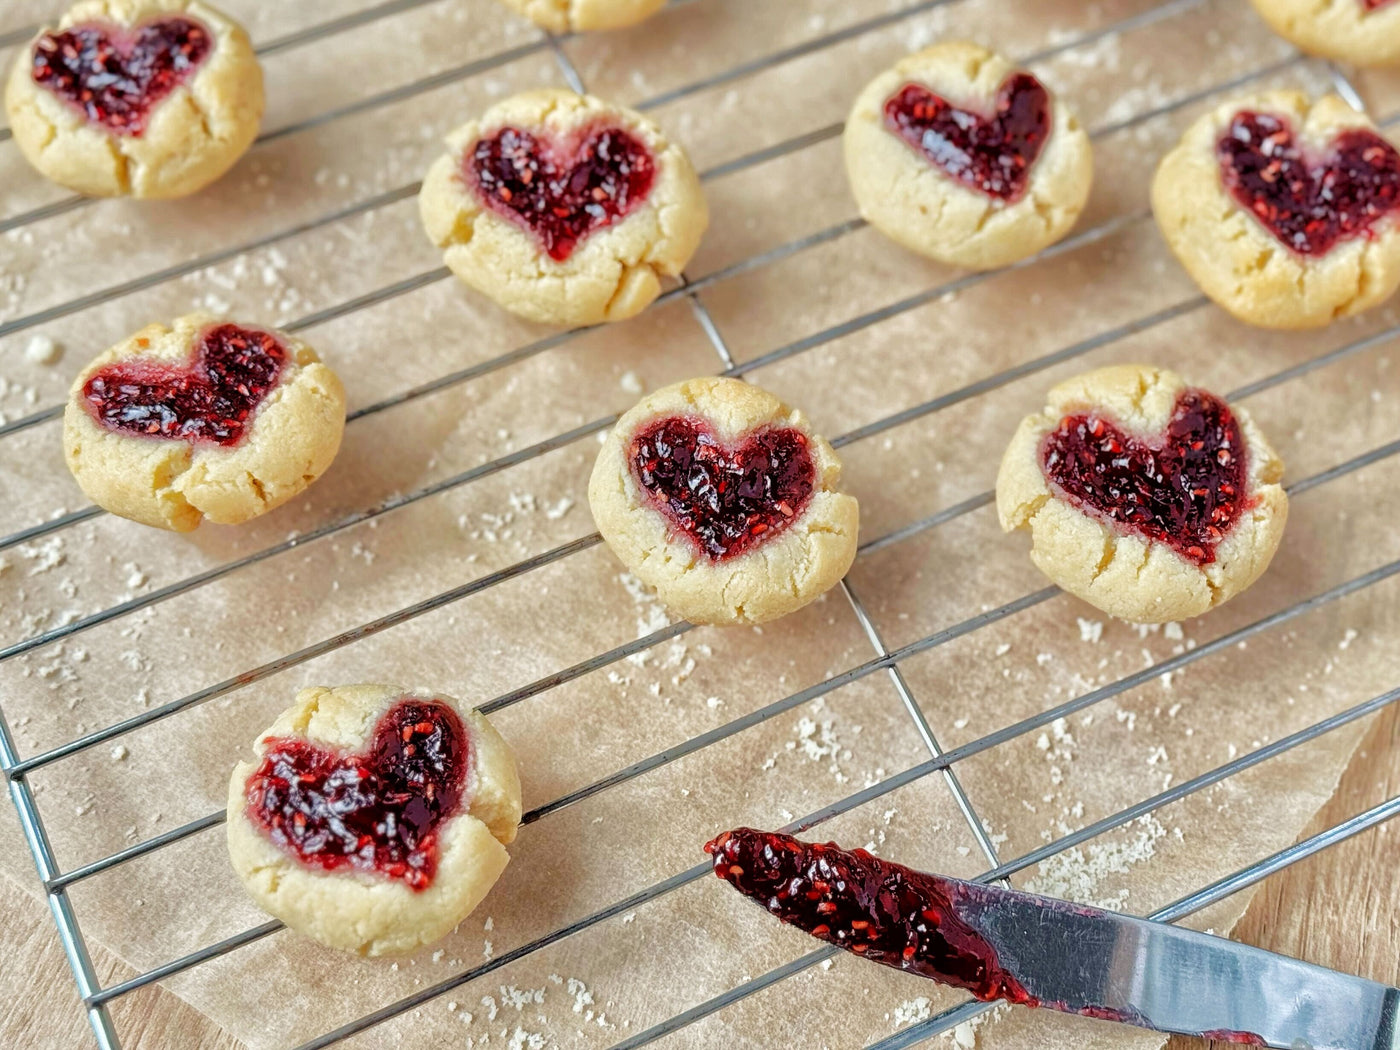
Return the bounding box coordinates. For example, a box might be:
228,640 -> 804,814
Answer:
3,0 -> 1400,1048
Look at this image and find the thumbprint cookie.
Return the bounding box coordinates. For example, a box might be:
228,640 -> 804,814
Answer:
419,88 -> 708,328
1249,0 -> 1400,68
494,0 -> 667,32
5,0 -> 263,198
997,365 -> 1288,624
844,41 -> 1094,270
63,314 -> 345,531
589,377 -> 860,626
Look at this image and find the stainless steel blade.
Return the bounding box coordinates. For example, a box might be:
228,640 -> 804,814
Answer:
945,878 -> 1400,1050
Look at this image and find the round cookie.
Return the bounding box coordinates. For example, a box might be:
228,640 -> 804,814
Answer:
997,364 -> 1288,624
228,684 -> 522,956
1249,0 -> 1400,68
843,41 -> 1094,271
494,0 -> 666,32
1152,90 -> 1400,330
63,313 -> 346,532
5,0 -> 263,199
589,377 -> 860,626
419,88 -> 708,328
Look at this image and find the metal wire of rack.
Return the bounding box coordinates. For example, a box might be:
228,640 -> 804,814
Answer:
2,0 -> 1399,1048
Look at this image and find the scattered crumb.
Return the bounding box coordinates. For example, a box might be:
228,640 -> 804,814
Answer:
25,334 -> 62,365
110,745 -> 128,762
619,370 -> 644,394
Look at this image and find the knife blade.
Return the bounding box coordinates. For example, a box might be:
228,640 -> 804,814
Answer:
706,828 -> 1400,1050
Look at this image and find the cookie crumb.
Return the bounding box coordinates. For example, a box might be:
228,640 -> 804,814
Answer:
25,335 -> 62,365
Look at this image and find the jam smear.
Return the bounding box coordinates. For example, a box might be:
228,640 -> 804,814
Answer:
245,699 -> 470,891
706,829 -> 1036,1004
630,417 -> 816,562
469,125 -> 656,262
883,74 -> 1052,203
31,18 -> 212,136
1217,111 -> 1400,255
83,324 -> 286,448
1202,1032 -> 1267,1047
1363,0 -> 1397,10
1041,390 -> 1249,567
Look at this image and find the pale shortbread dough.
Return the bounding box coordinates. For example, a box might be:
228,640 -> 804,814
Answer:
997,364 -> 1288,624
227,684 -> 522,956
1152,90 -> 1400,330
589,377 -> 860,626
1249,0 -> 1400,67
419,88 -> 708,328
63,313 -> 346,532
843,41 -> 1094,271
5,0 -> 264,199
494,0 -> 667,32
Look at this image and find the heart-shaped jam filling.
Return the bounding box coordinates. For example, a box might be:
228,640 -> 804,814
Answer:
31,18 -> 212,136
1216,112 -> 1400,255
883,74 -> 1051,203
468,125 -> 656,262
630,417 -> 816,562
1040,390 -> 1250,566
245,699 -> 470,891
83,324 -> 286,448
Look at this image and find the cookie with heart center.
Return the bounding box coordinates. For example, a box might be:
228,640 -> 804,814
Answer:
844,42 -> 1094,270
1153,91 -> 1400,329
1249,0 -> 1400,68
63,313 -> 346,531
997,365 -> 1288,624
590,378 -> 859,626
228,684 -> 522,955
419,89 -> 708,328
6,0 -> 263,198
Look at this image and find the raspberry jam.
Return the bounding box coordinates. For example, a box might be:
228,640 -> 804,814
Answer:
1363,0 -> 1397,9
883,74 -> 1051,203
82,324 -> 286,448
1217,111 -> 1400,255
245,699 -> 470,891
31,18 -> 212,136
706,829 -> 1036,1004
629,417 -> 816,562
468,125 -> 656,262
1041,390 -> 1249,566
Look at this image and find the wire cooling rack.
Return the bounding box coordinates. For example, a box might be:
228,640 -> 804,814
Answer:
2,0 -> 1400,1047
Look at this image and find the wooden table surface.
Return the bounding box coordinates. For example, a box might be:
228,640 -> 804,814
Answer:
3,704 -> 1398,1050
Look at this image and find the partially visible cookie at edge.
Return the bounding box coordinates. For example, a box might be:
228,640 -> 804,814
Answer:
419,88 -> 708,328
997,364 -> 1288,624
494,0 -> 667,32
1249,0 -> 1400,68
843,41 -> 1094,271
589,377 -> 860,626
5,0 -> 264,198
63,313 -> 346,532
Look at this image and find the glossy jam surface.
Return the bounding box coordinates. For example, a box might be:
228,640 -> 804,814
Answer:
1041,390 -> 1249,566
468,125 -> 656,262
245,699 -> 470,891
31,17 -> 212,136
629,417 -> 816,562
83,324 -> 286,448
1217,111 -> 1400,255
883,74 -> 1051,202
706,829 -> 1036,1004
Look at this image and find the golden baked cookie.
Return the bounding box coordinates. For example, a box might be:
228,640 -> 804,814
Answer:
494,0 -> 666,32
843,41 -> 1094,271
1249,0 -> 1400,68
63,313 -> 345,532
419,88 -> 708,328
997,365 -> 1288,624
228,684 -> 522,956
589,377 -> 859,626
1152,91 -> 1400,330
5,0 -> 263,199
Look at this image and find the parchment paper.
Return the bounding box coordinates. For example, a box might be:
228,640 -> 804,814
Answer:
2,0 -> 1400,1048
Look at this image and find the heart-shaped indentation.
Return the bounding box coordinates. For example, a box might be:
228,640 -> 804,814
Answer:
630,416 -> 816,562
31,17 -> 212,136
468,125 -> 656,262
1041,391 -> 1251,566
883,74 -> 1052,203
246,699 -> 470,891
1216,111 -> 1400,255
83,324 -> 287,448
